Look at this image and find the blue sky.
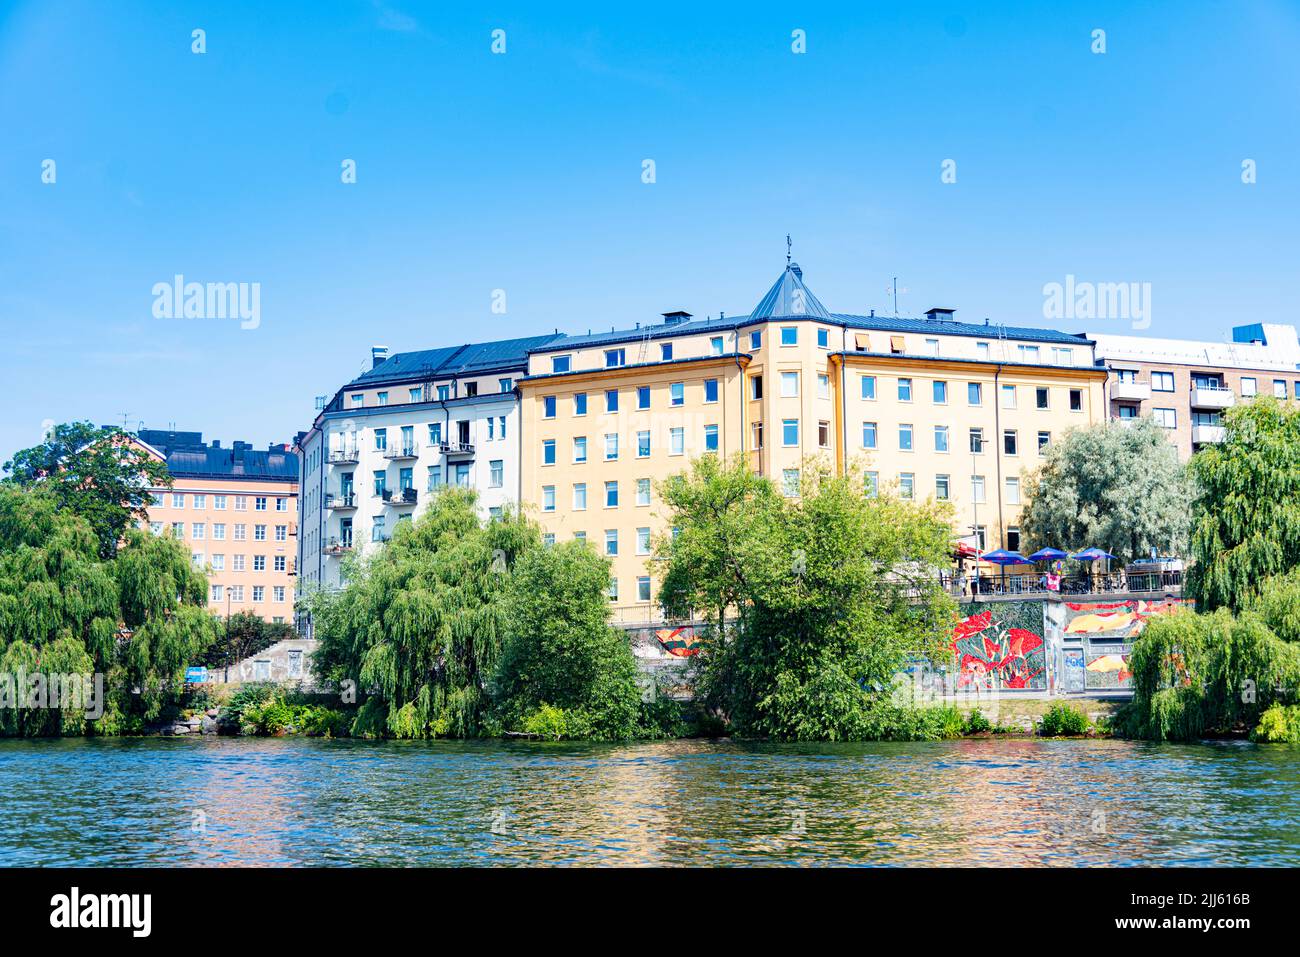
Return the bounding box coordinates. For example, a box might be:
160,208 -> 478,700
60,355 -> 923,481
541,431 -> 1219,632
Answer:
2,0 -> 1298,461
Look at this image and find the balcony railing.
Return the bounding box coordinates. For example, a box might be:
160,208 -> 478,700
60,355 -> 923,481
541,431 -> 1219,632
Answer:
382,445 -> 419,460
1111,381 -> 1151,402
325,492 -> 357,509
952,569 -> 1183,599
440,441 -> 475,457
1190,386 -> 1235,410
328,449 -> 360,465
322,537 -> 353,555
382,487 -> 418,506
1191,424 -> 1226,444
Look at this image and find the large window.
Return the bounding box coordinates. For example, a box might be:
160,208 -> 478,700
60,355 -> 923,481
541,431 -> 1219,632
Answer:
1152,371 -> 1175,392
862,422 -> 877,449
782,419 -> 799,446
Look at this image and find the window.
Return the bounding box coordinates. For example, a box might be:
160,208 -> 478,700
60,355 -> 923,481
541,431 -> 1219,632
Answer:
605,529 -> 618,556
976,342 -> 990,359
211,585 -> 223,602
781,371 -> 799,397
1006,527 -> 1022,552
817,421 -> 830,448
234,523 -> 247,540
1032,386 -> 1049,410
889,336 -> 905,354
1001,384 -> 1016,408
968,382 -> 982,405
605,481 -> 619,508
782,469 -> 800,497
275,525 -> 287,542
970,428 -> 985,453
1154,407 -> 1177,428
637,386 -> 650,410
898,424 -> 913,451
351,394 -> 363,407
817,328 -> 829,349
864,472 -> 879,497
253,555 -> 266,572
862,422 -> 878,449
276,498 -> 287,512
660,342 -> 673,361
213,495 -> 226,510
752,421 -> 764,448
192,494 -> 206,509
437,385 -> 450,401
499,377 -> 513,393
637,430 -> 650,457
636,479 -> 651,506
254,525 -> 267,541
429,422 -> 443,446
1037,431 -> 1051,453
936,475 -> 950,500
1053,347 -> 1073,366
213,523 -> 226,540
925,338 -> 940,357
374,428 -> 387,451
934,425 -> 949,452
409,387 -> 422,403
573,436 -> 587,463
751,375 -> 763,400
211,554 -> 224,571
670,428 -> 685,455
1006,477 -> 1021,505
670,382 -> 684,406
710,336 -> 724,355
192,523 -> 205,539
1152,371 -> 1175,392
704,425 -> 719,452
1241,377 -> 1257,397
542,439 -> 556,465
782,419 -> 799,446
605,348 -> 626,368
574,393 -> 588,415
1275,379 -> 1288,399
552,355 -> 571,374
274,556 -> 286,572
899,473 -> 915,499
1018,345 -> 1039,363
490,460 -> 503,488
605,433 -> 619,460
542,486 -> 555,511
636,527 -> 651,555
376,391 -> 389,406
898,378 -> 913,402
605,389 -> 619,412
254,496 -> 268,511
861,375 -> 876,400
637,576 -> 652,602
817,374 -> 830,399
1003,430 -> 1018,455
542,533 -> 555,547
487,417 -> 495,440
172,493 -> 185,508
232,554 -> 245,571
932,380 -> 948,404
971,475 -> 986,503
1069,389 -> 1083,411
780,326 -> 798,346
608,577 -> 618,601
704,378 -> 719,403
573,484 -> 587,510
750,330 -> 762,350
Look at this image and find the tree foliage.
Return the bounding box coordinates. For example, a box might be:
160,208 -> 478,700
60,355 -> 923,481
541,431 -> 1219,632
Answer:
655,455 -> 957,740
1019,417 -> 1190,565
200,610 -> 296,670
0,486 -> 217,734
2,421 -> 172,559
1186,398 -> 1300,612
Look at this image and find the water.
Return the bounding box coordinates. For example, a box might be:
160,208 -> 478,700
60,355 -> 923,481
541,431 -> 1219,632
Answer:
0,737 -> 1295,866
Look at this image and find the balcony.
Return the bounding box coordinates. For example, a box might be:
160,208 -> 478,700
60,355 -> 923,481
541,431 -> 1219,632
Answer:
1111,381 -> 1150,402
1116,417 -> 1139,428
382,444 -> 419,461
328,448 -> 360,465
383,487 -> 419,507
1191,424 -> 1226,444
1191,387 -> 1235,410
322,537 -> 353,555
440,441 -> 475,457
325,492 -> 357,510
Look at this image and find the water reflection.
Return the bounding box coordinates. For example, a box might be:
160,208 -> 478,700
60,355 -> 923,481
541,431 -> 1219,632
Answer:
0,738 -> 1295,866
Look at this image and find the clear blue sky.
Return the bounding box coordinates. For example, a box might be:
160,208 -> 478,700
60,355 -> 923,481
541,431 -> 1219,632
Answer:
2,0 -> 1298,462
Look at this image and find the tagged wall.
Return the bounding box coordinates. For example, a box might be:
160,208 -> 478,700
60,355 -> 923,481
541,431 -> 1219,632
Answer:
1061,598 -> 1194,691
951,602 -> 1049,691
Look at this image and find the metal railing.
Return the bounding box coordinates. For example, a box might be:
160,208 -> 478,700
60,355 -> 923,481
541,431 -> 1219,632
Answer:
950,569 -> 1183,599
328,449 -> 359,465
440,441 -> 475,456
325,492 -> 356,509
382,487 -> 418,505
382,445 -> 419,460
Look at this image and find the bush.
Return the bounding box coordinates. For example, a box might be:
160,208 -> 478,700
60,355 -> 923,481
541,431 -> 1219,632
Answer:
520,703 -> 570,740
1040,702 -> 1091,736
1251,704 -> 1300,743
964,709 -> 994,734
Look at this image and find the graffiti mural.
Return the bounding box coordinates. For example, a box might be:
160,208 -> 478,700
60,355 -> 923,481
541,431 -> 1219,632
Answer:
654,627 -> 701,658
1064,598 -> 1193,690
951,603 -> 1048,691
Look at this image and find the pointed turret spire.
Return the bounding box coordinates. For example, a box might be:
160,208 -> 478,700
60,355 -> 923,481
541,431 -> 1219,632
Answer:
749,260 -> 832,320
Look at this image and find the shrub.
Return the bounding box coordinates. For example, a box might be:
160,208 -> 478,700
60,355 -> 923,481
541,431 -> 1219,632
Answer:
1040,702 -> 1090,736
521,703 -> 570,740
1251,704 -> 1300,743
964,709 -> 994,734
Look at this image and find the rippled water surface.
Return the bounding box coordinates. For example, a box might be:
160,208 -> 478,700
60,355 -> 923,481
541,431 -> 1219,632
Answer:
1,737 -> 1296,866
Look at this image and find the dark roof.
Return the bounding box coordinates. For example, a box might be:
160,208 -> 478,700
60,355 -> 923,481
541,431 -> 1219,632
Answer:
834,314 -> 1091,346
749,262 -> 833,320
136,429 -> 298,482
350,333 -> 565,387
527,316 -> 741,353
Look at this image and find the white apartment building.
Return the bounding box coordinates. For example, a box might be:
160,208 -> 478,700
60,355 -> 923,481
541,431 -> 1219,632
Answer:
295,335 -> 561,610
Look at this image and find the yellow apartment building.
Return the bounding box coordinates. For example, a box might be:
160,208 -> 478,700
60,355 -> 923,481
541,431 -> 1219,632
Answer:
134,429 -> 300,623
519,263 -> 1108,620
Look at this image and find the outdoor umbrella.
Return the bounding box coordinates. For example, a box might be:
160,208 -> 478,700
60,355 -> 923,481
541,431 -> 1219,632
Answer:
1028,547 -> 1069,562
980,549 -> 1033,592
1070,547 -> 1118,589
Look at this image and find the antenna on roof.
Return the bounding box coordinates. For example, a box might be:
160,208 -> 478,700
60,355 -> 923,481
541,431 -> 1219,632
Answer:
118,411 -> 133,431
786,234 -> 792,266
888,278 -> 908,317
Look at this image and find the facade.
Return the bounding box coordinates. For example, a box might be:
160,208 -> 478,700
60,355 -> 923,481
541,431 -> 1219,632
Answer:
137,429 -> 300,622
519,264 -> 1108,621
295,334 -> 562,608
1090,323 -> 1300,459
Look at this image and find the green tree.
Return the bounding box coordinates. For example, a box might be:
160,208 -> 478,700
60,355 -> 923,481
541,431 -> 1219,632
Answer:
492,541 -> 643,740
200,610 -> 296,671
1019,417 -> 1190,566
656,455 -> 956,740
2,421 -> 172,559
1186,398 -> 1300,612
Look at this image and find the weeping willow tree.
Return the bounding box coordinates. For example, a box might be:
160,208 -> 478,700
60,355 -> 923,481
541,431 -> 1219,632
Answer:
0,486 -> 217,734
1187,398 -> 1300,612
305,488 -> 540,738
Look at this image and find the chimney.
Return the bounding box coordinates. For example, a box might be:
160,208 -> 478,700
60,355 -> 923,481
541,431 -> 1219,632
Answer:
662,310 -> 692,326
210,439 -> 221,449
372,345 -> 389,368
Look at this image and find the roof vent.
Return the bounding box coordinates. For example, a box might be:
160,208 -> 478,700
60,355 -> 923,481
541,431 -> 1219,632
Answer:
925,307 -> 956,322
371,345 -> 389,368
662,310 -> 692,326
